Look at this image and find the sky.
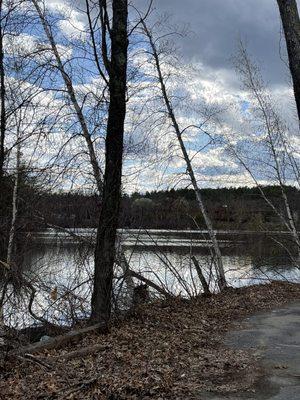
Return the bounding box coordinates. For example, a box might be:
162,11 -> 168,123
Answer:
5,0 -> 300,193
136,0 -> 299,88
128,0 -> 300,192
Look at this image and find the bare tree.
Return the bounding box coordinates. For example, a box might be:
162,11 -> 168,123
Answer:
139,18 -> 227,291
32,0 -> 104,194
91,0 -> 129,323
228,44 -> 300,262
0,0 -> 6,179
276,0 -> 300,122
6,144 -> 20,268
0,0 -> 27,178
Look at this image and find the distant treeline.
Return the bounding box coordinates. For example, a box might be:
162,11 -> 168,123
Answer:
36,186 -> 300,231
1,179 -> 300,235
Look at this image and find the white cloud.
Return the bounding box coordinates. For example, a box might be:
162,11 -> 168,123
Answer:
46,0 -> 87,39
3,2 -> 299,194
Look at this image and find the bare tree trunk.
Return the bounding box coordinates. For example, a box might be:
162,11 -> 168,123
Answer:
90,0 -> 128,323
0,0 -> 6,179
0,2 -> 6,338
277,0 -> 300,122
6,143 -> 20,267
191,256 -> 211,296
0,143 -> 20,336
234,44 -> 300,257
118,251 -> 135,304
33,0 -> 134,320
0,142 -> 20,343
141,21 -> 227,291
32,0 -> 103,194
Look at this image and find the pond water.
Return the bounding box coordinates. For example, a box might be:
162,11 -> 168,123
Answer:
4,229 -> 300,328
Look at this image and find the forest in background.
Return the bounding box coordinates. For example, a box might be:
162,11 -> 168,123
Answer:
2,181 -> 299,231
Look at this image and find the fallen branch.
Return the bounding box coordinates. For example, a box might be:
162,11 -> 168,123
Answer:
17,353 -> 53,370
53,343 -> 110,361
11,323 -> 105,355
127,269 -> 173,299
119,255 -> 173,299
54,376 -> 101,399
0,260 -> 10,270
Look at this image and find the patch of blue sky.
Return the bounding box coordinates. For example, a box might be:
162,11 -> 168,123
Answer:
198,165 -> 240,177
241,100 -> 250,112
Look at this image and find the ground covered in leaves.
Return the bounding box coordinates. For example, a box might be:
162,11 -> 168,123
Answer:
1,281 -> 300,399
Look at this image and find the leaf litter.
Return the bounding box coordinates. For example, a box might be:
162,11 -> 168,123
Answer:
1,281 -> 300,399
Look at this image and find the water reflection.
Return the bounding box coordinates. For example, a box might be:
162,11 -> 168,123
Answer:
3,229 -> 300,328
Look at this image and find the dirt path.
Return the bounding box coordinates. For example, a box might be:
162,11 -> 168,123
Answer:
205,301 -> 300,399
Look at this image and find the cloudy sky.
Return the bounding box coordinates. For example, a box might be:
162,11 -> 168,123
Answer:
6,0 -> 300,193
138,0 -> 300,86
126,0 -> 299,192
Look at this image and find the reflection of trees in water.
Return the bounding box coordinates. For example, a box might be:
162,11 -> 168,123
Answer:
2,231 -> 300,328
3,239 -> 94,329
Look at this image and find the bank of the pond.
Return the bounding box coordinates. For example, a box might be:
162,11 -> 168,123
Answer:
1,281 -> 300,399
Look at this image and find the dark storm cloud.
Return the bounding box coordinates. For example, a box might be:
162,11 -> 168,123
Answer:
134,0 -> 300,86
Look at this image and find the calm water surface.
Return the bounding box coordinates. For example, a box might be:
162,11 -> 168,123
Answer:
5,229 -> 300,328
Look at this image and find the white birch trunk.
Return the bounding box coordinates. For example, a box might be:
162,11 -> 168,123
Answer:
0,143 -> 21,342
142,21 -> 227,290
6,143 -> 21,267
32,0 -> 103,194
